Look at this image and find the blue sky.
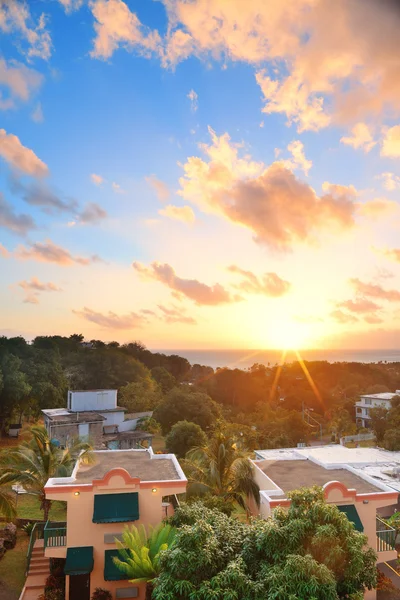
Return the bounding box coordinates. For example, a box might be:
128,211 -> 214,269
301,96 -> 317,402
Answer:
1,0 -> 400,349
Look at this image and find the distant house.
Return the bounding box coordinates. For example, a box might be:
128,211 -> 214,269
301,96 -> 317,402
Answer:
251,445 -> 400,600
355,390 -> 400,428
42,448 -> 187,600
42,390 -> 145,449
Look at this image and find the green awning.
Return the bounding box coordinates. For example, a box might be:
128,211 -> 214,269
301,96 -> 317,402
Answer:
93,492 -> 139,523
64,546 -> 94,576
104,549 -> 130,581
337,504 -> 364,532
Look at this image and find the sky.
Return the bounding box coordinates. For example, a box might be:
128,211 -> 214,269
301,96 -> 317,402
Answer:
1,0 -> 400,351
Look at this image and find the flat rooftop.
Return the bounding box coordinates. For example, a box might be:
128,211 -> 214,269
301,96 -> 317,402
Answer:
261,460 -> 381,496
75,450 -> 180,483
43,410 -> 105,424
255,445 -> 400,465
360,392 -> 399,401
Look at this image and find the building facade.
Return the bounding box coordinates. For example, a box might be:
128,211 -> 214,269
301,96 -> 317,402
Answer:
44,448 -> 187,600
252,445 -> 400,600
355,390 -> 400,428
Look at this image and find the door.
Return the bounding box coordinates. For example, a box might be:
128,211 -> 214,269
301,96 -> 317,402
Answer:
78,423 -> 89,439
69,574 -> 90,600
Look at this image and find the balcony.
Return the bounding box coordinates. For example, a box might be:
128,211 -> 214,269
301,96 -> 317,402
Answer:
44,521 -> 67,549
376,517 -> 396,553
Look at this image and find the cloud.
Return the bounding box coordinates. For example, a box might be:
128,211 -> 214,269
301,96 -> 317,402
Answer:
350,278 -> 400,302
381,248 -> 400,264
0,243 -> 10,257
282,140 -> 312,176
133,261 -> 242,305
0,58 -> 43,109
157,304 -> 197,325
91,173 -> 104,186
57,0 -> 83,12
73,307 -> 148,329
145,175 -> 170,201
357,198 -> 399,218
11,178 -> 77,214
377,172 -> 400,191
31,102 -> 43,123
89,0 -> 162,60
321,182 -> 357,198
340,123 -> 376,153
338,298 -> 381,314
330,309 -> 358,324
228,265 -> 291,297
158,204 -> 195,224
381,125 -> 400,158
112,182 -> 125,194
0,1 -> 52,60
0,193 -> 35,235
0,129 -> 48,177
79,202 -> 107,224
187,89 -> 198,112
178,127 -> 356,251
18,277 -> 62,304
364,315 -> 384,325
16,239 -> 99,266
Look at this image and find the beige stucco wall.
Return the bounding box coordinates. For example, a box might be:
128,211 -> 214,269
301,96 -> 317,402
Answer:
46,473 -> 184,599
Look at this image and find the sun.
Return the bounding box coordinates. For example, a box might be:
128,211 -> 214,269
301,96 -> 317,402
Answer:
264,320 -> 313,351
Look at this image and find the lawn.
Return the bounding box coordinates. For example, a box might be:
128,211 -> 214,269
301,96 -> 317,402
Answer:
151,434 -> 166,453
0,529 -> 29,600
16,494 -> 67,521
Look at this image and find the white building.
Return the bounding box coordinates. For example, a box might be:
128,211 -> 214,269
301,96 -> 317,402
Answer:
355,390 -> 400,428
43,390 -> 147,448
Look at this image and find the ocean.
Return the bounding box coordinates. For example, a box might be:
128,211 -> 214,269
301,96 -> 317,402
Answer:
154,349 -> 400,370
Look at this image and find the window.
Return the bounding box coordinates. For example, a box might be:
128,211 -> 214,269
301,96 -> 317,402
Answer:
364,398 -> 372,405
93,492 -> 139,523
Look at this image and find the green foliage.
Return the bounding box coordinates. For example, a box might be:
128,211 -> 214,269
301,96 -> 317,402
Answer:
22,522 -> 35,536
151,367 -> 176,394
0,353 -> 31,428
369,407 -> 388,443
113,523 -> 176,591
0,484 -> 16,519
165,420 -> 207,458
383,428 -> 400,451
182,430 -> 260,510
153,386 -> 221,434
155,489 -> 377,600
137,417 -> 161,434
0,425 -> 93,519
91,588 -> 112,600
119,379 -> 162,413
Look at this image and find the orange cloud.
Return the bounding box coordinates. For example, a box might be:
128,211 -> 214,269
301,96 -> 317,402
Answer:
0,1 -> 52,60
339,298 -> 381,314
91,173 -> 104,186
158,205 -> 195,224
133,261 -> 242,305
0,129 -> 48,177
16,239 -> 100,266
0,243 -> 10,258
340,123 -> 376,153
157,305 -> 196,325
179,128 -> 355,251
228,265 -> 291,297
146,175 -> 170,201
73,307 -> 148,329
381,248 -> 400,264
381,125 -> 400,158
377,172 -> 400,191
357,198 -> 398,218
350,278 -> 400,302
0,58 -> 43,110
330,309 -> 358,324
18,277 -> 62,304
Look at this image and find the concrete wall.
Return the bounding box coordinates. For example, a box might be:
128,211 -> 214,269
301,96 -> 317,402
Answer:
99,411 -> 125,427
69,390 -> 117,412
49,421 -> 104,449
45,472 -> 185,600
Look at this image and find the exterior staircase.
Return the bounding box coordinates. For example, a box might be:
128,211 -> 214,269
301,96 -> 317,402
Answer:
19,539 -> 50,600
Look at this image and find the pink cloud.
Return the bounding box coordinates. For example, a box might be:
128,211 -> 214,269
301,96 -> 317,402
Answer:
228,265 -> 291,297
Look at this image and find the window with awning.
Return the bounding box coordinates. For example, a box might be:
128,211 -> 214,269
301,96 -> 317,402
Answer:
64,546 -> 94,575
104,549 -> 130,581
337,504 -> 364,532
93,492 -> 139,523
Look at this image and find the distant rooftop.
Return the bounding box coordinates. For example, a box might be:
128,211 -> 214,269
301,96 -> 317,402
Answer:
260,459 -> 381,496
69,389 -> 117,393
360,391 -> 400,401
74,450 -> 181,483
42,409 -> 105,424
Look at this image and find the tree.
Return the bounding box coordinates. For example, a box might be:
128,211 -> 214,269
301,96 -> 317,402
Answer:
114,523 -> 176,600
0,426 -> 92,520
119,378 -> 162,413
154,489 -> 377,600
165,421 -> 207,458
383,428 -> 400,451
0,353 -> 31,431
150,367 -> 176,394
153,387 -> 221,434
182,431 -> 260,511
0,481 -> 16,519
369,407 -> 389,443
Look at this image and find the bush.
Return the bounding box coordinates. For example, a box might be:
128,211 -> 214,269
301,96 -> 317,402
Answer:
187,495 -> 235,516
91,588 -> 113,600
22,522 -> 35,537
165,420 -> 207,458
383,428 -> 400,451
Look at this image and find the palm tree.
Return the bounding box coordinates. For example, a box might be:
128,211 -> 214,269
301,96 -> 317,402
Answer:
0,481 -> 16,520
0,425 -> 92,520
182,430 -> 260,511
113,523 -> 176,600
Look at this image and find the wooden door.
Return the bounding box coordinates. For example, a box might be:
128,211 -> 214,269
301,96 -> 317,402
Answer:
69,573 -> 90,600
